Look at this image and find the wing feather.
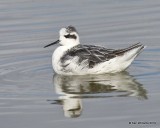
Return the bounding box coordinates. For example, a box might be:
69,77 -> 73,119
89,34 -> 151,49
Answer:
60,43 -> 144,68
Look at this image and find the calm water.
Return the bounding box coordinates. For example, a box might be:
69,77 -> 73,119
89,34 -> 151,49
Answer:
0,0 -> 160,128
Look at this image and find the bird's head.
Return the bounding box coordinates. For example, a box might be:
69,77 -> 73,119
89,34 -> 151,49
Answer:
44,25 -> 80,48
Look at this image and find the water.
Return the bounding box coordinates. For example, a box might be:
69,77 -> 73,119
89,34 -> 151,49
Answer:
0,0 -> 160,128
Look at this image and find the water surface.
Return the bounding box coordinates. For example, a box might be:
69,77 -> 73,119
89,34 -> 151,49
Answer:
0,0 -> 160,128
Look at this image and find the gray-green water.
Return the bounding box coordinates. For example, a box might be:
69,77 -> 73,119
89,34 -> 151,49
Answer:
0,0 -> 160,128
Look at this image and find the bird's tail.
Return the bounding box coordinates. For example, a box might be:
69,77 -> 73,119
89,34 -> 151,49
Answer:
115,43 -> 146,61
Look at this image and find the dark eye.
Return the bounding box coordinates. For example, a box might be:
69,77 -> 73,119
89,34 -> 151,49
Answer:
64,34 -> 77,39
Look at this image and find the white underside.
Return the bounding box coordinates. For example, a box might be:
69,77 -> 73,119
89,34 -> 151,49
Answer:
52,45 -> 143,75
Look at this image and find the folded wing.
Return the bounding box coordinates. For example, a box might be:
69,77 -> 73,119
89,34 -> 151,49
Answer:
60,43 -> 144,68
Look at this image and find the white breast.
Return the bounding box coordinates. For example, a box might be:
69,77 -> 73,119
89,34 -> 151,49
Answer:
52,46 -> 68,74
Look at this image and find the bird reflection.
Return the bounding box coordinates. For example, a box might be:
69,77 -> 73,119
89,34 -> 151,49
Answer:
51,72 -> 147,118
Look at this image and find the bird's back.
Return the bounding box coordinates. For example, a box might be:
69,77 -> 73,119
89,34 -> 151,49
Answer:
60,43 -> 144,69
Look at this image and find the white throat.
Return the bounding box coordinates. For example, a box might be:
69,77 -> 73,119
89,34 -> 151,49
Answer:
60,36 -> 80,48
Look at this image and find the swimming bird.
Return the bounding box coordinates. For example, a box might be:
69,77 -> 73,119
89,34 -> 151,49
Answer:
44,25 -> 145,75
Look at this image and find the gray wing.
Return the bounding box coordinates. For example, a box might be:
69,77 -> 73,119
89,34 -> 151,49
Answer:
60,43 -> 143,68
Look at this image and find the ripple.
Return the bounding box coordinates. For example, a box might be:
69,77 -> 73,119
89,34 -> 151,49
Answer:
0,0 -> 160,126
51,72 -> 147,118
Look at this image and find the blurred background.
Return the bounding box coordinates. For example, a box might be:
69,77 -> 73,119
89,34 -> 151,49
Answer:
0,0 -> 160,128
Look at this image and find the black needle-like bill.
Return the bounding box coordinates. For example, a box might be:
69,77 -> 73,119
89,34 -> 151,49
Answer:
44,40 -> 60,48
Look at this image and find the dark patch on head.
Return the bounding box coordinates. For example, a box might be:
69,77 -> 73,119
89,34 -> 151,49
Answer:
66,25 -> 77,33
64,34 -> 77,39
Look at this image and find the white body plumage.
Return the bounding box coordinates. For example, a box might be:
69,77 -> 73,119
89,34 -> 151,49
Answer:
52,44 -> 144,75
44,26 -> 145,75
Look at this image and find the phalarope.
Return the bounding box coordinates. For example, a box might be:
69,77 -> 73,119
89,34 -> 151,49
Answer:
44,25 -> 145,75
